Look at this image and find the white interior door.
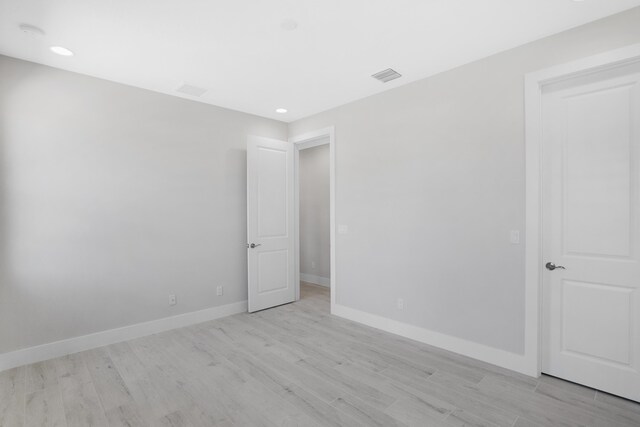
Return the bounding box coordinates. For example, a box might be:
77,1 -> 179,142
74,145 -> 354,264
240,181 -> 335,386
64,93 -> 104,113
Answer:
542,61 -> 640,401
247,136 -> 295,313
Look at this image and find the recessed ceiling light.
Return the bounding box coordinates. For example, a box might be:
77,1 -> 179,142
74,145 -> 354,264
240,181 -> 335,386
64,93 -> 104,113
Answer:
280,19 -> 298,31
50,46 -> 74,56
18,23 -> 45,37
175,83 -> 207,97
276,108 -> 288,114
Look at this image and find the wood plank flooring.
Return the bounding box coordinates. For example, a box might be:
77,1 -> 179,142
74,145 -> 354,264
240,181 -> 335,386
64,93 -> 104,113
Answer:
2,282 -> 640,426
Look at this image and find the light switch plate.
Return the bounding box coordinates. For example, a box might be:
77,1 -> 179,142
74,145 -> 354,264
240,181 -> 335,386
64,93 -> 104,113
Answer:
510,230 -> 520,244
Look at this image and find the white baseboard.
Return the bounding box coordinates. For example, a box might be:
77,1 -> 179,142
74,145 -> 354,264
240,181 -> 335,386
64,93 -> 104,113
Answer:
332,304 -> 536,377
0,300 -> 247,373
300,273 -> 330,287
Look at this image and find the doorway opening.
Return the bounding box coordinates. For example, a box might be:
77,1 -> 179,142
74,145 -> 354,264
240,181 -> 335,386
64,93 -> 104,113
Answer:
291,128 -> 336,310
297,141 -> 330,307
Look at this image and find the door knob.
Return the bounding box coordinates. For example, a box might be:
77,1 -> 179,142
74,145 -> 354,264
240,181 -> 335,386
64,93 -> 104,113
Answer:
247,243 -> 261,249
546,262 -> 566,271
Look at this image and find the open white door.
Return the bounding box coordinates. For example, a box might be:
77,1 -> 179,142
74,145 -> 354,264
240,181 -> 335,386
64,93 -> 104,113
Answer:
541,61 -> 640,401
247,136 -> 295,313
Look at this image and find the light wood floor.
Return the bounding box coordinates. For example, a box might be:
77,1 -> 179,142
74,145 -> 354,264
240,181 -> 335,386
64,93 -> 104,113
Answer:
2,283 -> 640,426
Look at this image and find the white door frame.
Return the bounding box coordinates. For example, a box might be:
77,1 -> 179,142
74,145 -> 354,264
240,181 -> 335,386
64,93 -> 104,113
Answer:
524,43 -> 640,377
290,127 -> 336,310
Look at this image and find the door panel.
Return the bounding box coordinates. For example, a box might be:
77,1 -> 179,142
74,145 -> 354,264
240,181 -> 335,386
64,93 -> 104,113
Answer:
247,136 -> 295,312
542,61 -> 640,401
562,280 -> 632,366
257,147 -> 289,238
565,84 -> 633,258
257,250 -> 290,293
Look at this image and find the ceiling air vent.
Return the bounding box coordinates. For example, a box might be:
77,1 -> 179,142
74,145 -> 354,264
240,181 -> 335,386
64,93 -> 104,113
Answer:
176,83 -> 207,97
371,68 -> 402,83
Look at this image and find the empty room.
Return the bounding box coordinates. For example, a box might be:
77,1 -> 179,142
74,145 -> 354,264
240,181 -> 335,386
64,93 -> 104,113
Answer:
1,1 -> 640,426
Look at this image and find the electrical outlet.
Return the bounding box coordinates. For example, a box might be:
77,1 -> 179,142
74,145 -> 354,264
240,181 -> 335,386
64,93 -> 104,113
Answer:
169,294 -> 177,306
510,230 -> 520,244
311,261 -> 316,269
338,224 -> 349,235
397,298 -> 404,310
216,286 -> 223,296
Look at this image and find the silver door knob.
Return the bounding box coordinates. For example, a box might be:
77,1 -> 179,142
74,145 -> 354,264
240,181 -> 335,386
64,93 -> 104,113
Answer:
247,243 -> 261,249
546,262 -> 566,271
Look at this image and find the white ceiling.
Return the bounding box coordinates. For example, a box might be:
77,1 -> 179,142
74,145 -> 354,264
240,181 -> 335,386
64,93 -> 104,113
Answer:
1,0 -> 640,122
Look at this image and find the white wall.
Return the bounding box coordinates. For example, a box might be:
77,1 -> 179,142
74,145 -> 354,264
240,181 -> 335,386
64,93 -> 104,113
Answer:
2,7 -> 640,369
288,7 -> 640,355
299,144 -> 330,284
0,55 -> 287,356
